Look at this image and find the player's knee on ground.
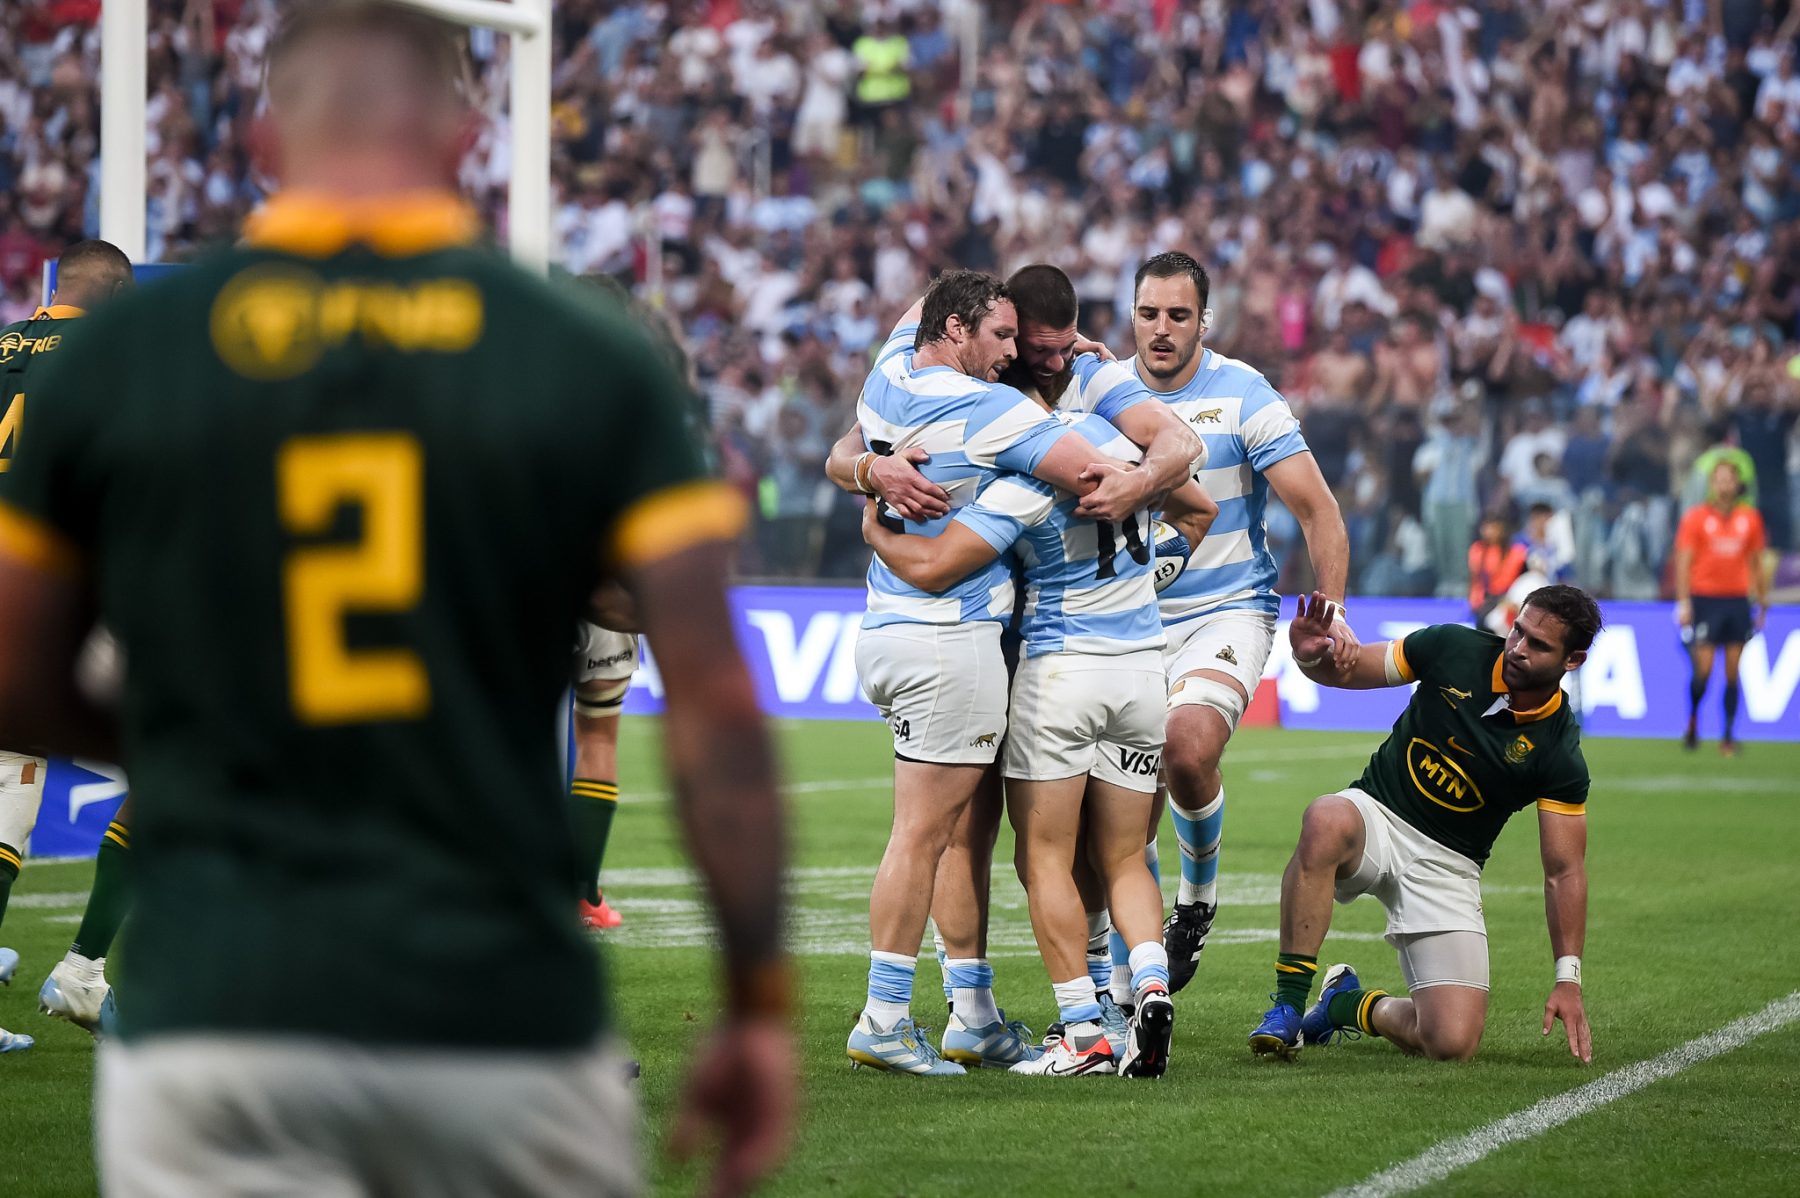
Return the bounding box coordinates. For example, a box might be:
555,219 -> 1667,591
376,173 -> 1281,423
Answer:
1414,1016 -> 1483,1062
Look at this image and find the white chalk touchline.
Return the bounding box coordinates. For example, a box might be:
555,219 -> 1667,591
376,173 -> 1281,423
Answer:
1324,989 -> 1800,1198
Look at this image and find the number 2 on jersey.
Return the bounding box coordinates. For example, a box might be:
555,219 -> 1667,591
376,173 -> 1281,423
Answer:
0,393 -> 23,472
278,433 -> 430,725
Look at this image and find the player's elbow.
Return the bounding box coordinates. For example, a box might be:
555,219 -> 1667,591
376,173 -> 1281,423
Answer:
914,563 -> 961,593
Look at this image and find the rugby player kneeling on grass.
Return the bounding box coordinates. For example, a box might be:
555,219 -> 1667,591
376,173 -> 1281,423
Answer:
1251,586 -> 1597,1066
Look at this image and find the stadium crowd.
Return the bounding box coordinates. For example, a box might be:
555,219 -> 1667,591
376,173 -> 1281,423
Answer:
3,0 -> 1798,595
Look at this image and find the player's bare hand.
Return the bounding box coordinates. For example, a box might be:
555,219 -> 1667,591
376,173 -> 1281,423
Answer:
870,450 -> 948,521
1075,463 -> 1150,521
1073,332 -> 1116,361
1289,591 -> 1342,665
670,1016 -> 797,1198
1675,598 -> 1693,628
1328,611 -> 1361,671
1543,982 -> 1592,1064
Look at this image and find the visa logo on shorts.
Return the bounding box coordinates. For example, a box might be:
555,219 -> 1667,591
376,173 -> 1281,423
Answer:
1117,748 -> 1162,777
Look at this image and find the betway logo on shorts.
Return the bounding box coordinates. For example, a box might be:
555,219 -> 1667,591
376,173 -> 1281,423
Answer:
612,588 -> 1800,742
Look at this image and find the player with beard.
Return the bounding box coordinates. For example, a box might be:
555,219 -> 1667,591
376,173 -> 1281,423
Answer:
1249,586 -> 1597,1065
1120,252 -> 1355,1008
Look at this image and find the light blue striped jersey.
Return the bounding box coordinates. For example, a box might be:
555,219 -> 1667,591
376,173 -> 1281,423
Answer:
859,322 -> 1074,629
953,412 -> 1165,658
1047,353 -> 1153,425
1126,348 -> 1309,622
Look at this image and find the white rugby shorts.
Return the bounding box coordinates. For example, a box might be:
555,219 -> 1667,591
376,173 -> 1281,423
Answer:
855,621 -> 1009,765
574,623 -> 640,686
1002,649 -> 1165,793
1162,608 -> 1276,709
0,751 -> 46,855
1332,787 -> 1488,945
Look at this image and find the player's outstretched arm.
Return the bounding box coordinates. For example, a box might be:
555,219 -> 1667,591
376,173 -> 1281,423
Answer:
860,501 -> 1000,592
1266,452 -> 1358,669
1289,592 -> 1392,689
0,551 -> 117,762
826,423 -> 950,521
1538,807 -> 1592,1063
629,539 -> 796,1195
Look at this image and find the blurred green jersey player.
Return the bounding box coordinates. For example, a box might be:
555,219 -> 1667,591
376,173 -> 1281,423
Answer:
0,237 -> 135,1051
0,3 -> 795,1195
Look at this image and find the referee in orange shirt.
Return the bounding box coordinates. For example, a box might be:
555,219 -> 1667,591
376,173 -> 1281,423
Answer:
1673,459 -> 1770,754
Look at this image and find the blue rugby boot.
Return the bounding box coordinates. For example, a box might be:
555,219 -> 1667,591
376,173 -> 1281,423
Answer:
1302,963 -> 1365,1046
941,1009 -> 1042,1068
1248,997 -> 1302,1061
847,1013 -> 967,1076
1096,992 -> 1130,1057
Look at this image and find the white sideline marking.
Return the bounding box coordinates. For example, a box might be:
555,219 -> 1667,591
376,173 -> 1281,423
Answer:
1325,990 -> 1800,1198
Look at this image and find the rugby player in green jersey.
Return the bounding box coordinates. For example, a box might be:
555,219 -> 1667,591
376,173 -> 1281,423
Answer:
1250,585 -> 1599,1065
0,2 -> 793,1194
0,238 -> 135,1049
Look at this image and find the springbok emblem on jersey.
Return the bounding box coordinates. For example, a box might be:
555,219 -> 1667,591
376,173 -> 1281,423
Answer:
1190,407 -> 1223,424
1439,685 -> 1472,708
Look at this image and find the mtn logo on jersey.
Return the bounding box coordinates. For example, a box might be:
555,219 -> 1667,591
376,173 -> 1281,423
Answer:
1405,738 -> 1484,812
1215,646 -> 1238,665
1118,748 -> 1161,777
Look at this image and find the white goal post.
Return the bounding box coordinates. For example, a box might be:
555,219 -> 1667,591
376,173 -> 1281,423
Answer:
100,0 -> 553,271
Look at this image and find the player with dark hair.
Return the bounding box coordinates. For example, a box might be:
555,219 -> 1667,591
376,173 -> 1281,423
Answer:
1250,585 -> 1600,1065
0,237 -> 135,1051
1674,459 -> 1769,755
0,2 -> 792,1192
1117,250 -> 1354,1005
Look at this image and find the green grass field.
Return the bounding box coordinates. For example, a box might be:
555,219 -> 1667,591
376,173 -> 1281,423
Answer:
2,720 -> 1797,1197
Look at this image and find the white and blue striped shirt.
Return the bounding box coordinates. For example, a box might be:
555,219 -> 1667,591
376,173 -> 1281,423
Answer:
953,412 -> 1165,658
1049,353 -> 1155,425
1126,348 -> 1309,622
859,323 -> 1073,629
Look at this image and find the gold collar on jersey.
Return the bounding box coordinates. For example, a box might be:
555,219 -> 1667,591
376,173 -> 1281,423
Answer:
31,305 -> 85,319
242,192 -> 481,258
1489,655 -> 1563,724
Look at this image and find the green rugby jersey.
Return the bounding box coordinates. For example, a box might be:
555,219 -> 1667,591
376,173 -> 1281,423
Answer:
0,305 -> 89,472
1351,623 -> 1588,866
0,193 -> 745,1048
